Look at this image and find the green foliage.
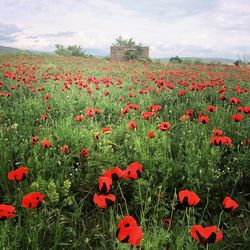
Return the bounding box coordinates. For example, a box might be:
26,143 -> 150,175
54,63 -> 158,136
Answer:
55,44 -> 92,58
0,53 -> 249,249
169,56 -> 183,64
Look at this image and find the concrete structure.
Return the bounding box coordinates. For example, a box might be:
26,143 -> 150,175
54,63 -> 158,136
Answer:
110,46 -> 149,61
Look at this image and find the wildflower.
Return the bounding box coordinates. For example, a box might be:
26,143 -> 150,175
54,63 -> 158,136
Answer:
93,193 -> 116,208
22,192 -> 46,209
198,116 -> 209,124
127,121 -> 136,129
0,204 -> 16,220
116,215 -> 143,247
232,114 -> 243,122
191,225 -> 223,244
61,144 -> 69,155
147,131 -> 155,138
158,122 -> 171,131
32,136 -> 39,145
123,162 -> 142,180
102,127 -> 111,134
98,176 -> 112,194
80,148 -> 89,157
222,196 -> 238,212
75,115 -> 84,121
178,190 -> 200,207
103,166 -> 124,180
41,140 -> 51,148
7,166 -> 28,182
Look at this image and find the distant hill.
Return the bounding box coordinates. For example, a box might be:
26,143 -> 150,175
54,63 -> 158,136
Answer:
0,45 -> 25,53
156,57 -> 235,64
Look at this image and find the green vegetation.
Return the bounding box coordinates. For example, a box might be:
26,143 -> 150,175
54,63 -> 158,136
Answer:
54,44 -> 93,58
0,53 -> 249,249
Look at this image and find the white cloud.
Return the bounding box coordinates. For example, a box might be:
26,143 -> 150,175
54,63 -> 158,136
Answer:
0,0 -> 249,58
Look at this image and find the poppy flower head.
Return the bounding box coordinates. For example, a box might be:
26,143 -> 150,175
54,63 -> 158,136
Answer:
232,114 -> 243,122
75,115 -> 84,121
61,144 -> 69,155
0,204 -> 16,221
93,193 -> 116,208
80,148 -> 89,158
207,106 -> 216,112
22,192 -> 46,209
7,166 -> 28,182
116,216 -> 143,247
222,196 -> 238,212
98,176 -> 112,194
32,136 -> 39,145
103,166 -> 123,180
178,190 -> 200,207
198,116 -> 209,124
123,162 -> 143,180
158,122 -> 171,131
147,131 -> 155,138
41,140 -> 51,148
212,129 -> 223,136
127,121 -> 137,129
102,127 -> 111,134
149,105 -> 161,112
191,225 -> 223,244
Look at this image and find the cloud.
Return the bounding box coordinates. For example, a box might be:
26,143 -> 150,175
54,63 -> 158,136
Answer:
0,22 -> 23,42
0,0 -> 249,58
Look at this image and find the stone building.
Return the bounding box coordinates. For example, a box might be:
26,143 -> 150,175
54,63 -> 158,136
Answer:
110,46 -> 149,61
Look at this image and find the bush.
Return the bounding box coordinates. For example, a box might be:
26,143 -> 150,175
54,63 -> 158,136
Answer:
55,44 -> 92,58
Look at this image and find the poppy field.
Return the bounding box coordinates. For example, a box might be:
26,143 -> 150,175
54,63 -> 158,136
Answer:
0,54 -> 250,249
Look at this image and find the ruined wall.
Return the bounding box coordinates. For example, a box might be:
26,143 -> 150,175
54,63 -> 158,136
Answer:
110,46 -> 149,61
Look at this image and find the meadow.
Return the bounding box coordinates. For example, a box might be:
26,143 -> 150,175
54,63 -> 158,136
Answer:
0,54 -> 249,250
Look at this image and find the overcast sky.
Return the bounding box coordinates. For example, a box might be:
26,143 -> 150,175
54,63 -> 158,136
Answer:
0,0 -> 250,58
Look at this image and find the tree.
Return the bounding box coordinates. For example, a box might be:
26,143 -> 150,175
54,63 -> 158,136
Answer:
55,44 -> 92,58
113,36 -> 136,47
169,56 -> 183,64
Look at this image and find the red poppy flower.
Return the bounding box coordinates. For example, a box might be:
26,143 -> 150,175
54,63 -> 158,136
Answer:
147,131 -> 155,138
198,116 -> 209,124
158,122 -> 171,131
75,115 -> 84,121
22,192 -> 46,209
141,111 -> 155,120
186,109 -> 194,116
41,140 -> 51,148
102,127 -> 111,134
178,89 -> 186,96
210,136 -> 224,146
103,166 -> 124,180
207,106 -> 216,112
191,225 -> 223,244
127,121 -> 136,129
80,148 -> 89,157
222,196 -> 238,212
98,176 -> 112,194
219,94 -> 226,101
221,136 -> 232,146
32,136 -> 39,145
7,166 -> 28,182
116,216 -> 143,247
178,190 -> 200,207
229,97 -> 240,105
61,144 -> 69,155
232,114 -> 243,122
149,105 -> 161,112
93,193 -> 116,208
43,94 -> 51,100
243,106 -> 250,114
212,129 -> 223,136
123,162 -> 142,180
0,204 -> 16,221
40,114 -> 48,120
179,115 -> 190,122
